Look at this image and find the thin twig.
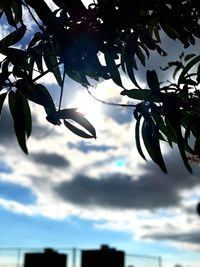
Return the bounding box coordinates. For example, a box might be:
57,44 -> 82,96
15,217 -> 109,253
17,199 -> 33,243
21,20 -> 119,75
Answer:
32,61 -> 61,83
58,67 -> 66,111
86,88 -> 136,108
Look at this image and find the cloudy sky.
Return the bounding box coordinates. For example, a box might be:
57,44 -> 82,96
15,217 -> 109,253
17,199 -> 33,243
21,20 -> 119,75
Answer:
0,1 -> 200,267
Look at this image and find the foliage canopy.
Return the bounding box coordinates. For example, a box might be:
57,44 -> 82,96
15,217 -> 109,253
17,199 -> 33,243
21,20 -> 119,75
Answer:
1,0 -> 200,173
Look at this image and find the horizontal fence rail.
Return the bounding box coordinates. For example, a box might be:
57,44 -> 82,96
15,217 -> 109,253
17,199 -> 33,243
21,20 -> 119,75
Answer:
0,247 -> 162,267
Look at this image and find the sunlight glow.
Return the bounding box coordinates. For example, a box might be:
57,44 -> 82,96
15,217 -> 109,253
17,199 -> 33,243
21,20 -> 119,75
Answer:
70,90 -> 104,127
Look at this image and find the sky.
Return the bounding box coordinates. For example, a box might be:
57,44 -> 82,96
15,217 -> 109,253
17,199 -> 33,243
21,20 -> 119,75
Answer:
0,1 -> 200,267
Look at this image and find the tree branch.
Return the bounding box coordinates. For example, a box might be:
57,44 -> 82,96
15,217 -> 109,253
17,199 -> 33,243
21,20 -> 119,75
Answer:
86,88 -> 136,108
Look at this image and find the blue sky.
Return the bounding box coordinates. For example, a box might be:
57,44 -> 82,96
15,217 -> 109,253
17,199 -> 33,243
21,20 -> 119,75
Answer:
0,1 -> 200,267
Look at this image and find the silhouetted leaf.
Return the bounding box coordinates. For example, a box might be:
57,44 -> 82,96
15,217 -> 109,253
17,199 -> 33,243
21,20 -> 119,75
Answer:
16,80 -> 56,114
0,92 -> 7,117
43,43 -> 62,86
135,114 -> 146,160
4,4 -> 16,26
8,90 -> 30,154
0,24 -> 26,55
58,109 -> 96,139
142,120 -> 167,173
64,119 -> 95,139
178,55 -> 200,85
163,95 -> 192,173
121,89 -> 161,102
135,46 -> 146,66
146,70 -> 160,92
125,57 -> 140,88
184,54 -> 196,62
104,51 -> 124,88
12,0 -> 23,23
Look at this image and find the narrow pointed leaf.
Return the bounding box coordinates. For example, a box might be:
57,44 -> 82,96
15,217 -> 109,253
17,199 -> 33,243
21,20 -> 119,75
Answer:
0,24 -> 26,54
104,52 -> 124,88
135,114 -> 146,160
178,55 -> 200,85
0,93 -> 7,117
8,91 -> 29,154
57,109 -> 96,138
146,70 -> 160,92
16,80 -> 56,114
43,44 -> 62,86
64,119 -> 95,139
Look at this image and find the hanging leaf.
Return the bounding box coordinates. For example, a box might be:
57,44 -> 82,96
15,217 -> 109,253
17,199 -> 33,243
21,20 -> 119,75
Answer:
0,24 -> 26,55
57,109 -> 96,139
43,43 -> 62,86
178,55 -> 200,85
121,89 -> 161,102
65,67 -> 90,88
135,114 -> 146,160
184,54 -> 196,62
0,93 -> 7,117
135,46 -> 146,66
12,0 -> 23,24
8,90 -> 31,154
125,57 -> 141,88
142,120 -> 167,173
104,51 -> 124,88
163,94 -> 192,173
64,119 -> 96,139
16,80 -> 56,115
146,70 -> 160,92
4,4 -> 16,27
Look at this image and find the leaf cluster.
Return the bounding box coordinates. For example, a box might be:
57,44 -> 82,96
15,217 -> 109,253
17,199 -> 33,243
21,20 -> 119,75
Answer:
0,0 -> 200,172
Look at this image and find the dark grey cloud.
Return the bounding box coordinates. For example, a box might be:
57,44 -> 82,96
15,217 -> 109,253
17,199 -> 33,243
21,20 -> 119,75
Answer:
54,148 -> 200,209
30,152 -> 70,168
67,141 -> 116,153
54,172 -> 184,209
0,105 -> 55,149
143,231 -> 200,246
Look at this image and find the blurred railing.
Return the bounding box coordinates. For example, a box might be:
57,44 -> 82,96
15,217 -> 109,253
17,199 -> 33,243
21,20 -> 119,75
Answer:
0,247 -> 162,267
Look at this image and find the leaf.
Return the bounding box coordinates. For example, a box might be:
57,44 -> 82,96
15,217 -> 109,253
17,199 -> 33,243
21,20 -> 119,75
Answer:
135,46 -> 146,66
142,120 -> 167,173
135,114 -> 146,160
57,109 -> 96,139
146,70 -> 160,92
121,89 -> 161,102
64,119 -> 95,139
65,68 -> 90,88
8,90 -> 30,154
12,0 -> 23,23
178,55 -> 200,85
16,80 -> 56,114
0,93 -> 7,117
125,57 -> 141,88
0,24 -> 26,55
104,51 -> 124,88
163,95 -> 192,173
4,4 -> 16,27
21,94 -> 32,138
184,53 -> 196,62
43,43 -> 62,87
156,45 -> 167,57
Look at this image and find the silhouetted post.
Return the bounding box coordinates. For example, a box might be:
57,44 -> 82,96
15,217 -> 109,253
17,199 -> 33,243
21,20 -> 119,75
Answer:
72,247 -> 76,267
158,256 -> 162,267
17,248 -> 21,267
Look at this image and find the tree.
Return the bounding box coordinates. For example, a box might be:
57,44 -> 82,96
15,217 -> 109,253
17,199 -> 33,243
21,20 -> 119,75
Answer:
0,0 -> 200,173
